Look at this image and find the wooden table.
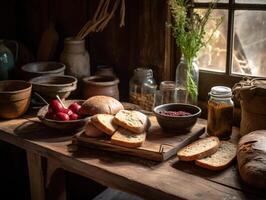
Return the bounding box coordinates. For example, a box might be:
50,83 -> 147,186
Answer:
0,115 -> 265,200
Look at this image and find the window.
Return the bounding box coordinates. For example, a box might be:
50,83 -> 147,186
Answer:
194,0 -> 266,77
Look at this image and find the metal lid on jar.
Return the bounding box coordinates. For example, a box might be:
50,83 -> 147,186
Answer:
134,68 -> 153,78
209,86 -> 232,98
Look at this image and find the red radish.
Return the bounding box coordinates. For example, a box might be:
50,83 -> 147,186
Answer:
68,102 -> 81,114
55,112 -> 70,121
62,108 -> 73,116
69,113 -> 79,120
48,106 -> 54,114
49,100 -> 64,113
45,112 -> 54,119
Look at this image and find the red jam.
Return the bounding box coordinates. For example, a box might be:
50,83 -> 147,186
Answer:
159,110 -> 191,117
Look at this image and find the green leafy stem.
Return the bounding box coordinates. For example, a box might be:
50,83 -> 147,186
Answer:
169,0 -> 223,102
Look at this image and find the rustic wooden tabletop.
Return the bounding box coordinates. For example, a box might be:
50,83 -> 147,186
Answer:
0,115 -> 265,200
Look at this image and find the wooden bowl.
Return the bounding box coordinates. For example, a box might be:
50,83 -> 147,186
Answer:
153,103 -> 201,133
21,62 -> 65,80
0,80 -> 32,119
37,100 -> 90,131
30,75 -> 77,101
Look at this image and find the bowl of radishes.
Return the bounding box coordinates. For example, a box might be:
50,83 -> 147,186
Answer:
37,99 -> 90,131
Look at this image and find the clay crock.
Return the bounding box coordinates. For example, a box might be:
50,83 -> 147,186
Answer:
82,75 -> 119,100
0,80 -> 32,119
60,37 -> 90,79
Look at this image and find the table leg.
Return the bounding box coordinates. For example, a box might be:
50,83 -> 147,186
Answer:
26,151 -> 45,200
46,158 -> 66,200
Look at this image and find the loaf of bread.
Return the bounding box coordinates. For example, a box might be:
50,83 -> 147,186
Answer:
79,96 -> 124,116
113,110 -> 150,134
84,121 -> 105,138
195,141 -> 237,171
111,128 -> 146,148
91,114 -> 118,136
177,136 -> 220,161
237,130 -> 266,189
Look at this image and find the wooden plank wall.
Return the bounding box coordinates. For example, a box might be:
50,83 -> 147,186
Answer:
2,0 -> 172,100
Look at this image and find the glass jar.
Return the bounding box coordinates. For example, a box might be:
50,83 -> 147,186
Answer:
207,86 -> 234,139
154,81 -> 178,107
129,68 -> 157,111
175,55 -> 199,104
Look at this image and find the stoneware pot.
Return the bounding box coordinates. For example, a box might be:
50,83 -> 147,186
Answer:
0,80 -> 32,119
82,75 -> 119,100
21,61 -> 65,80
60,37 -> 90,79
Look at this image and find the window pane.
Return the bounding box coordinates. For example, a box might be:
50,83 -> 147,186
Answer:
232,11 -> 266,76
197,10 -> 228,72
236,0 -> 266,4
194,0 -> 228,3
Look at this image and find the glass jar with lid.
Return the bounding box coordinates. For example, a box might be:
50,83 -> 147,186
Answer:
129,68 -> 157,111
207,86 -> 234,139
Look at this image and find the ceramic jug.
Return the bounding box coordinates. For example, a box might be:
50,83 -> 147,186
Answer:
60,37 -> 90,79
0,40 -> 18,80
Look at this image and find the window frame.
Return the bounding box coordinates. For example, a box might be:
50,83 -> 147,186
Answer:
193,0 -> 266,100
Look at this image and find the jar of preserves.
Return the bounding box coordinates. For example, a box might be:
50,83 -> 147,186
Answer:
129,68 -> 157,111
207,86 -> 234,139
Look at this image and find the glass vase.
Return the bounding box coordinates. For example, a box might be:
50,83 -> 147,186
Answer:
175,55 -> 199,104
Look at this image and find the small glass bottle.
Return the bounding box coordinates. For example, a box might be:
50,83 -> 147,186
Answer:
154,81 -> 178,107
129,68 -> 157,111
175,55 -> 199,104
207,86 -> 234,139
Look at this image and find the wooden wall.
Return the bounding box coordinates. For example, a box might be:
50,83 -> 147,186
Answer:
0,0 -> 173,100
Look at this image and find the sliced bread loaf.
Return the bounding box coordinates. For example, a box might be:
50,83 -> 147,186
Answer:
91,114 -> 118,136
84,121 -> 105,138
113,110 -> 149,134
195,141 -> 237,171
177,136 -> 220,161
111,128 -> 146,148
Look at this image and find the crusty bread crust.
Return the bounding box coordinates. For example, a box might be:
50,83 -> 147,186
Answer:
79,96 -> 124,116
111,128 -> 146,148
195,141 -> 237,171
91,114 -> 117,136
113,110 -> 149,134
177,136 -> 220,161
84,121 -> 105,138
237,130 -> 266,189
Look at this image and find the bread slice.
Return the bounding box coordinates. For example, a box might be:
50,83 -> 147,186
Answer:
111,128 -> 146,148
91,114 -> 118,136
84,121 -> 105,138
177,136 -> 220,161
113,110 -> 149,134
195,141 -> 237,171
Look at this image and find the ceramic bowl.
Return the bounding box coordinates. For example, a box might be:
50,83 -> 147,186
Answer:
153,103 -> 201,133
30,75 -> 77,101
0,80 -> 32,119
37,100 -> 89,131
82,75 -> 119,100
21,62 -> 65,80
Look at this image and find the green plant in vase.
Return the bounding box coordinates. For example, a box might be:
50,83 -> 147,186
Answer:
169,0 -> 222,103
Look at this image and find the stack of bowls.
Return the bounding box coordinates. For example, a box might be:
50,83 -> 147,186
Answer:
21,62 -> 65,80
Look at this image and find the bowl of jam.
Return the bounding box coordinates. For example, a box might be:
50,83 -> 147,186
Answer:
153,103 -> 201,133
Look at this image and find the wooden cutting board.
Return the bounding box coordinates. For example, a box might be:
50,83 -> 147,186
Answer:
72,116 -> 205,161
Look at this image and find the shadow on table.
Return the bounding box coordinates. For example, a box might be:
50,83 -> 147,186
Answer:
13,120 -> 79,143
71,146 -> 161,168
171,159 -> 237,178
